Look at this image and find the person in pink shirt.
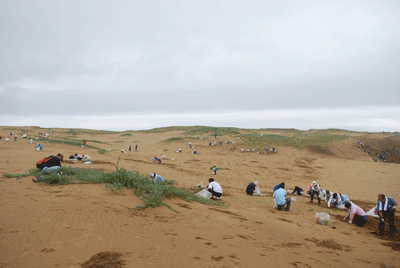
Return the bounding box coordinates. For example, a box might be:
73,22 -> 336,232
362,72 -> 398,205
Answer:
343,202 -> 368,227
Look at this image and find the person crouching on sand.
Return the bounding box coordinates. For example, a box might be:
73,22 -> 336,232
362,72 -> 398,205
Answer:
246,182 -> 258,196
207,178 -> 222,200
246,181 -> 263,196
150,173 -> 164,183
273,184 -> 291,211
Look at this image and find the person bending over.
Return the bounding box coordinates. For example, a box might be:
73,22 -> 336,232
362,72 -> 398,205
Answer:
292,186 -> 303,196
207,178 -> 223,200
309,181 -> 322,205
343,202 -> 368,227
150,173 -> 164,183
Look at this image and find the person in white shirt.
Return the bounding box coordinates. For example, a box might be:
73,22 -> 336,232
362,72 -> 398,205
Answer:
309,181 -> 322,205
207,178 -> 223,200
82,154 -> 91,162
328,193 -> 343,208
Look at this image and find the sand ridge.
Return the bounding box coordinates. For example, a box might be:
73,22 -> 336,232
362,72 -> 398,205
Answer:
0,126 -> 399,267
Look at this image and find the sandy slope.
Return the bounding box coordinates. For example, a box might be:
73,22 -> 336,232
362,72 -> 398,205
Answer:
0,127 -> 399,268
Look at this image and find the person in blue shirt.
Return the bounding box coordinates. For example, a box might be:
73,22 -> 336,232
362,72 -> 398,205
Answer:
273,185 -> 291,211
273,182 -> 285,192
376,194 -> 398,235
210,166 -> 218,175
339,193 -> 349,204
150,173 -> 164,183
35,143 -> 43,151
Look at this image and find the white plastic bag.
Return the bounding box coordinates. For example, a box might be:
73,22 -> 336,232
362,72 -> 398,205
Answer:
197,182 -> 206,189
366,206 -> 380,218
195,189 -> 212,199
315,212 -> 330,225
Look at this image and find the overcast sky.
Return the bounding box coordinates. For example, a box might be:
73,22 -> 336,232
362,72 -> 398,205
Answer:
1,0 -> 399,132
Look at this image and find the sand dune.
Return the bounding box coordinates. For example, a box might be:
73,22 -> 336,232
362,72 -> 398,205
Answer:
0,127 -> 399,268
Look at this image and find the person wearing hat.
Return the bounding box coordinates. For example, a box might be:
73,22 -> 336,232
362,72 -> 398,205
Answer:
309,181 -> 322,205
246,181 -> 258,196
376,194 -> 397,235
150,173 -> 164,183
343,201 -> 368,227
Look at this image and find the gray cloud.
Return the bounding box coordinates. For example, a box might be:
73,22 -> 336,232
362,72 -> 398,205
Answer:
1,0 -> 399,131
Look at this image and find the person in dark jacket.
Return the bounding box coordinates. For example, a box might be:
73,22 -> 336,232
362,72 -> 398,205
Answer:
246,182 -> 257,195
376,194 -> 398,235
273,182 -> 285,192
33,154 -> 63,182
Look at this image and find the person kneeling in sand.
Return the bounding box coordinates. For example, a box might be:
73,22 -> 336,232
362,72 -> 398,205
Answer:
150,173 -> 164,183
273,184 -> 291,211
343,202 -> 368,227
82,154 -> 91,162
328,193 -> 344,208
246,181 -> 263,196
207,178 -> 223,200
152,157 -> 162,164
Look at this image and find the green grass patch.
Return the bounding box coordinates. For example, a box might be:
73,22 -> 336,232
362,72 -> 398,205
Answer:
120,133 -> 133,136
182,126 -> 244,136
4,158 -> 223,212
3,169 -> 41,178
237,131 -> 349,150
139,126 -> 188,134
62,130 -> 116,135
164,137 -> 194,143
84,139 -> 105,144
38,138 -> 107,154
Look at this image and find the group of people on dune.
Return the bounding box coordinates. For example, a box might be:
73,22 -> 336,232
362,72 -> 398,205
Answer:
268,180 -> 397,235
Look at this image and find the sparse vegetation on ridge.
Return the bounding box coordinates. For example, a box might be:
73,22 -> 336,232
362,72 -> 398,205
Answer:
3,157 -> 223,212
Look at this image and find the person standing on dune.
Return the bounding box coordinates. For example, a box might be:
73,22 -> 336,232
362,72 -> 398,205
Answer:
376,194 -> 397,235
